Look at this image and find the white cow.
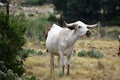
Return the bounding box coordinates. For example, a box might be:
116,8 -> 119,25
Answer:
46,21 -> 97,75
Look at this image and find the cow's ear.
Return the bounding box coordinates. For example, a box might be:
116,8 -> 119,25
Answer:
67,24 -> 77,30
64,21 -> 77,30
68,27 -> 75,30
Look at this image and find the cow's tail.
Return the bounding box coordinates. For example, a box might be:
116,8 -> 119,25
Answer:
45,27 -> 51,52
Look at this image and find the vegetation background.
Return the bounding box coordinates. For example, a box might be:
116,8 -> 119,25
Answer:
0,0 -> 120,80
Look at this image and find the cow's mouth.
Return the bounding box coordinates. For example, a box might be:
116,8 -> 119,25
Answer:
86,30 -> 91,37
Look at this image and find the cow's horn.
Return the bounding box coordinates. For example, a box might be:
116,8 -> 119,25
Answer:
87,23 -> 98,28
64,21 -> 77,30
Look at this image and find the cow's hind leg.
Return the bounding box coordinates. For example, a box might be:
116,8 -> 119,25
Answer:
58,55 -> 60,70
50,53 -> 54,73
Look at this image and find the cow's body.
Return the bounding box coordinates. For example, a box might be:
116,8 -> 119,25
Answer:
46,21 -> 97,75
46,24 -> 75,55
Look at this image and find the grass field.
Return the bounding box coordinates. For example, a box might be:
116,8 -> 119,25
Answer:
24,38 -> 120,80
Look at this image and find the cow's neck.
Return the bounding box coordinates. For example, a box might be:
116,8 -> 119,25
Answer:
67,30 -> 79,46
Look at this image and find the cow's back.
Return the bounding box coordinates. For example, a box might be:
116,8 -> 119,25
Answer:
46,24 -> 63,53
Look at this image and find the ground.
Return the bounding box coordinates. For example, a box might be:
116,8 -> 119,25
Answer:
24,38 -> 120,80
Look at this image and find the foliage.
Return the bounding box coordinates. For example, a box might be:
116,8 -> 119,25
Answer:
107,29 -> 120,39
88,49 -> 103,58
100,28 -> 106,37
0,0 -> 9,3
47,14 -> 58,22
0,61 -> 17,80
0,12 -> 26,76
77,49 -> 103,58
78,50 -> 87,57
25,48 -> 36,55
53,0 -> 101,23
22,76 -> 36,80
110,16 -> 120,26
37,50 -> 43,55
72,49 -> 76,56
98,27 -> 120,38
25,16 -> 51,40
21,48 -> 44,56
28,13 -> 35,17
53,0 -> 120,25
23,0 -> 52,6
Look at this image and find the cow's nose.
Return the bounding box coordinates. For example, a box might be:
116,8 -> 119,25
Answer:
86,30 -> 91,37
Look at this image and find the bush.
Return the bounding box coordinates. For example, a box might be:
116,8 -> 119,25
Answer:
26,16 -> 51,40
47,14 -> 58,22
0,61 -> 16,80
77,50 -> 87,57
100,28 -> 106,37
0,12 -> 26,76
22,76 -> 36,80
88,49 -> 103,58
37,50 -> 43,55
28,13 -> 34,17
107,29 -> 120,39
23,0 -> 46,6
110,16 -> 120,26
77,49 -> 103,58
72,49 -> 77,56
24,48 -> 37,55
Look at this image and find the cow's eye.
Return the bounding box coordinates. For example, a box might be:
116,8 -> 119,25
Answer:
78,26 -> 81,28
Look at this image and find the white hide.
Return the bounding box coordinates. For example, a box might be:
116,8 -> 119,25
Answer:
46,21 -> 91,55
46,21 -> 97,73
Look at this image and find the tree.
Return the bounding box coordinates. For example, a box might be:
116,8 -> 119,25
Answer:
53,0 -> 101,23
53,0 -> 120,25
0,12 -> 26,76
0,0 -> 10,14
103,0 -> 120,20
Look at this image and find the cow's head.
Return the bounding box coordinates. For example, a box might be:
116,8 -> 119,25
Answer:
64,21 -> 98,37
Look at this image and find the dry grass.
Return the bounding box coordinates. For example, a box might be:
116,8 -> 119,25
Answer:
24,38 -> 120,80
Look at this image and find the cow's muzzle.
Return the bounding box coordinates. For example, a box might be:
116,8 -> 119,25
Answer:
86,30 -> 91,37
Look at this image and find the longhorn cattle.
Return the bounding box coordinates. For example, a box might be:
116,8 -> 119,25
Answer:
46,21 -> 98,75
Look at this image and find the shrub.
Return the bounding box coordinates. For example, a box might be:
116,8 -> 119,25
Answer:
0,61 -> 16,80
22,76 -> 36,80
24,48 -> 37,55
110,16 -> 120,26
77,49 -> 103,58
88,49 -> 103,58
77,50 -> 87,57
100,28 -> 106,37
37,50 -> 43,55
72,49 -> 77,56
19,48 -> 29,61
26,16 -> 51,40
47,14 -> 58,22
23,0 -> 46,6
0,12 -> 26,76
107,29 -> 120,39
28,13 -> 34,17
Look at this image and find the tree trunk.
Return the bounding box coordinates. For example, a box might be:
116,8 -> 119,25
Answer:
59,11 -> 63,27
6,2 -> 9,15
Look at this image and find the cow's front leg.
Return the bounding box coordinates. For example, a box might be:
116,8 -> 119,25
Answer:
59,53 -> 65,74
67,54 -> 71,75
